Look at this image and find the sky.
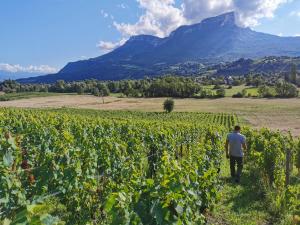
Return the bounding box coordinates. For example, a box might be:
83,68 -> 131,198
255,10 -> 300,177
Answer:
0,0 -> 300,74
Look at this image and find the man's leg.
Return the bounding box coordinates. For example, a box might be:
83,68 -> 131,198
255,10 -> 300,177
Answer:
230,156 -> 236,178
236,157 -> 244,182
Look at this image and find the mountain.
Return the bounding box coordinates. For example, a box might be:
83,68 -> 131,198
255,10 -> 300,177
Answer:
18,12 -> 300,83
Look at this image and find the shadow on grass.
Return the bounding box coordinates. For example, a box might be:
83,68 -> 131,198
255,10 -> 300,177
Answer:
221,168 -> 266,214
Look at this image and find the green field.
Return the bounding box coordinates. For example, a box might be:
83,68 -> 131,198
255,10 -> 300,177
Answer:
0,108 -> 299,224
202,85 -> 259,97
0,92 -> 73,101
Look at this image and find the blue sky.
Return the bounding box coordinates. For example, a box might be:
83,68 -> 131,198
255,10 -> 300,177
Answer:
0,0 -> 300,73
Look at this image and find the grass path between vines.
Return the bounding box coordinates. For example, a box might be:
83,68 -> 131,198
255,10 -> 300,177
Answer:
208,158 -> 271,225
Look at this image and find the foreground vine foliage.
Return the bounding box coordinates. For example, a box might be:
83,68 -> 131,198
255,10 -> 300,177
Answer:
0,108 -> 299,224
0,109 -> 231,224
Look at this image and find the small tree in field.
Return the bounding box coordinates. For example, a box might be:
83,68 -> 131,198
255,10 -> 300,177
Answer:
163,98 -> 174,113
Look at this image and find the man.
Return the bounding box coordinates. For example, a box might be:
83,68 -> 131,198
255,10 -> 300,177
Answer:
225,125 -> 247,183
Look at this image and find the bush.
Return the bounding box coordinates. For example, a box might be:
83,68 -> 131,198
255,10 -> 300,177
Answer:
97,84 -> 110,96
275,81 -> 299,98
213,84 -> 221,90
241,89 -> 247,97
232,92 -> 244,98
3,88 -> 16,94
92,88 -> 100,96
197,89 -> 214,99
216,88 -> 225,98
76,86 -> 84,95
163,98 -> 174,113
258,85 -> 273,98
232,80 -> 241,86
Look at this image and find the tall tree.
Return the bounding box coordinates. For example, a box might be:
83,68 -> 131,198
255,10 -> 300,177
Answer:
291,64 -> 297,84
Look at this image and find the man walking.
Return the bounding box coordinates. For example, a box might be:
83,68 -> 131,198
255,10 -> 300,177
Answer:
225,125 -> 247,183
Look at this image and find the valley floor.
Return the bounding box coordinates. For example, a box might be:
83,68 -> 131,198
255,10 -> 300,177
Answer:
0,95 -> 299,135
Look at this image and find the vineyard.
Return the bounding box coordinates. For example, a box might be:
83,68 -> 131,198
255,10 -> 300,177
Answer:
0,108 -> 299,224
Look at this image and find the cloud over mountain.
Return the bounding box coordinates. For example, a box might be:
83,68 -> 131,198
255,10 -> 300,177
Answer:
99,0 -> 292,51
97,39 -> 127,52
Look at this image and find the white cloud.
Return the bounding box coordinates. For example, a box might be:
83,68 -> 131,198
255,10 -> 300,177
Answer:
118,4 -> 128,9
98,0 -> 292,52
182,0 -> 233,24
100,9 -> 109,18
80,56 -> 88,60
0,63 -> 57,74
98,0 -> 185,52
97,38 -> 127,52
234,0 -> 292,27
290,10 -> 300,17
294,34 -> 300,37
182,0 -> 291,27
113,0 -> 186,38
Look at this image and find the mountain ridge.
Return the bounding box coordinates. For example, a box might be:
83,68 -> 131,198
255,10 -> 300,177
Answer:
18,12 -> 300,83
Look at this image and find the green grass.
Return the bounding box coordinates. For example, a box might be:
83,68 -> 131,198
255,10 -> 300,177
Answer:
244,87 -> 259,97
202,85 -> 259,97
210,159 -> 270,225
0,92 -> 73,101
110,92 -> 123,97
209,157 -> 299,225
225,86 -> 245,97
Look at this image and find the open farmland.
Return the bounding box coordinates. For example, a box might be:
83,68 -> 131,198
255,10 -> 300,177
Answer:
0,95 -> 299,135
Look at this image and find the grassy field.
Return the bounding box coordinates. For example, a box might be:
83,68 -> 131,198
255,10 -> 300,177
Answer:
203,85 -> 259,97
0,92 -> 73,101
0,94 -> 299,135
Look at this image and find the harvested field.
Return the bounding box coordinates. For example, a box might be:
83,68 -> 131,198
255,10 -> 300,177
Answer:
0,95 -> 299,135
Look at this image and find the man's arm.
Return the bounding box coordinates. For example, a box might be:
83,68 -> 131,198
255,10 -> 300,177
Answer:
225,139 -> 229,158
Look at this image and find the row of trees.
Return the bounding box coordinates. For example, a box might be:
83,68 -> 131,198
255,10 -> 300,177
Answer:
0,77 -> 205,98
258,81 -> 299,98
230,80 -> 299,98
0,79 -> 111,96
0,66 -> 298,98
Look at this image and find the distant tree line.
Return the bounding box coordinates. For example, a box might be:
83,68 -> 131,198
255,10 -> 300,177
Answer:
0,76 -> 226,98
0,65 -> 298,99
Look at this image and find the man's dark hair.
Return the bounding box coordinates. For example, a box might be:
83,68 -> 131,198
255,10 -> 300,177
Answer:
234,125 -> 241,131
